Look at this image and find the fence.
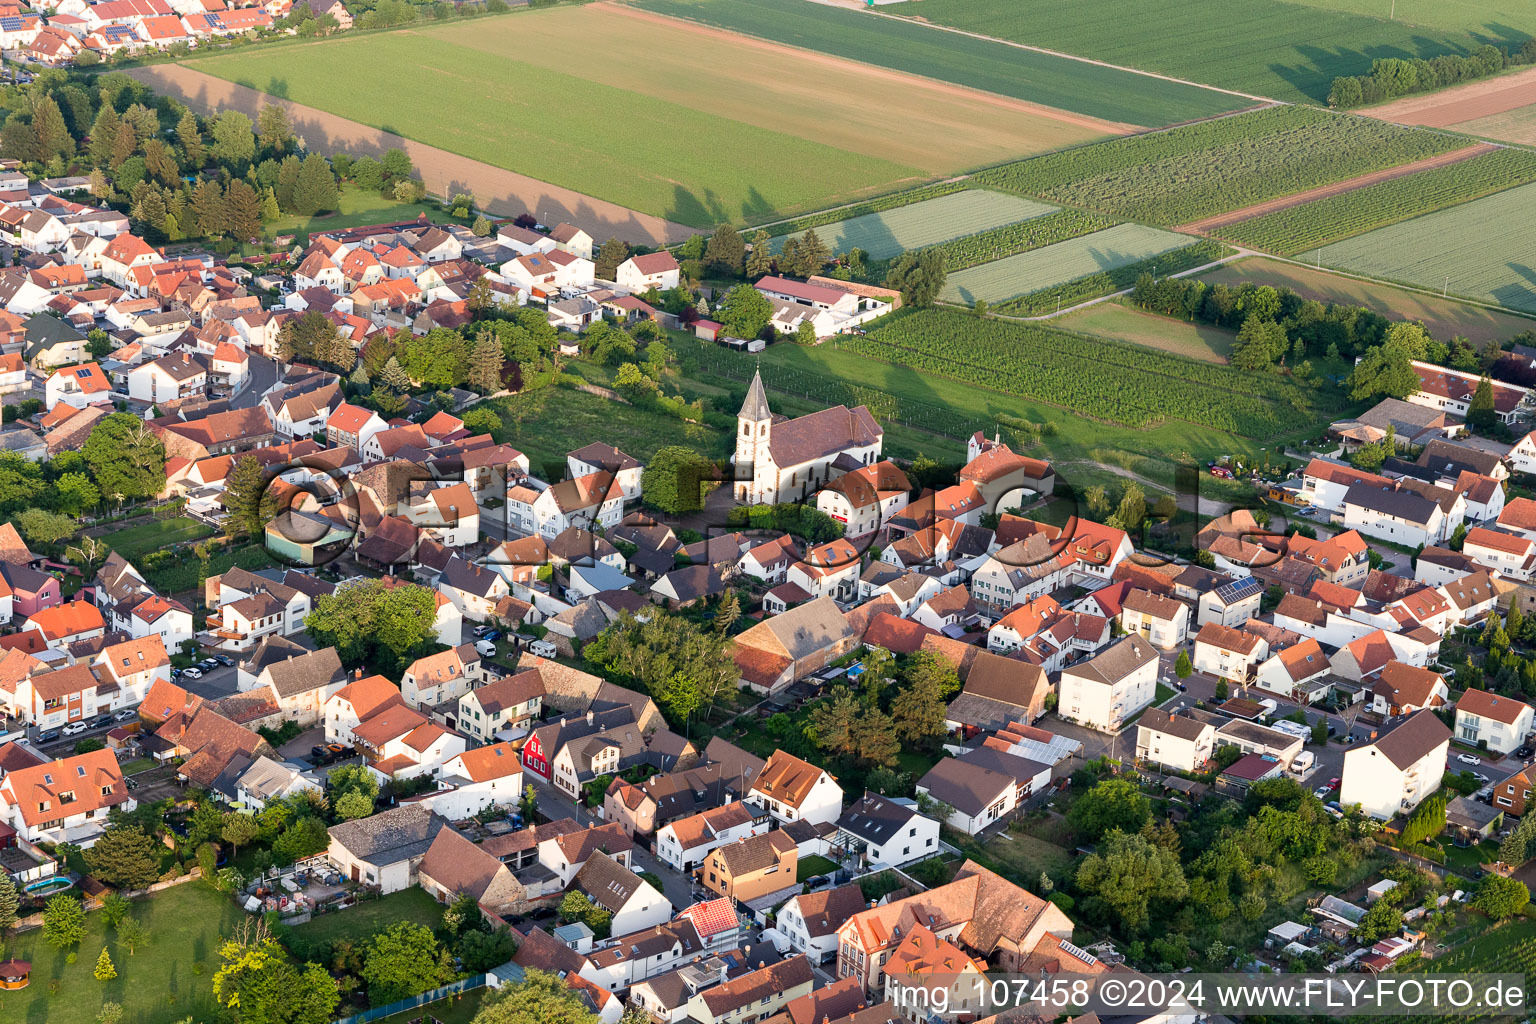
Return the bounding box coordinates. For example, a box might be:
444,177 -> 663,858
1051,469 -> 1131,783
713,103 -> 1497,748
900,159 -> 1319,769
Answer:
332,974 -> 488,1024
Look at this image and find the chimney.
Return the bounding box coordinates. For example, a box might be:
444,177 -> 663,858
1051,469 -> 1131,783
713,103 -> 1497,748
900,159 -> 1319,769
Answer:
586,710 -> 594,725
354,668 -> 363,679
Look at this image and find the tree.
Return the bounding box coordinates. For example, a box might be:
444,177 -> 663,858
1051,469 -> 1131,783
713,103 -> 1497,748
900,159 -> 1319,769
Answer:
272,816 -> 330,864
333,789 -> 375,821
1468,377 -> 1498,432
15,508 -> 76,547
1400,791 -> 1447,846
305,577 -> 439,670
472,214 -> 492,237
97,1002 -> 124,1024
1350,333 -> 1421,401
292,153 -> 339,217
1232,316 -> 1289,371
890,669 -> 949,745
90,104 -> 124,168
0,876 -> 18,935
225,178 -> 263,241
595,238 -> 629,280
94,946 -> 117,982
210,110 -> 256,167
1174,650 -> 1193,679
362,922 -> 453,1006
791,229 -> 830,277
468,332 -> 505,394
381,147 -> 413,183
704,223 -> 745,276
642,446 -> 714,514
472,968 -> 599,1024
222,813 -> 260,861
1074,830 -> 1188,933
458,926 -> 517,973
257,103 -> 294,154
1115,483 -> 1147,532
116,917 -> 148,956
1354,898 -> 1402,944
885,249 -> 946,308
42,893 -> 85,949
745,229 -> 773,278
717,284 -> 773,340
86,827 -> 162,891
1068,779 -> 1151,842
84,413 -> 166,501
176,109 -> 205,167
1472,874 -> 1530,919
214,934 -> 340,1024
1213,678 -> 1229,701
222,455 -> 274,539
713,590 -> 741,635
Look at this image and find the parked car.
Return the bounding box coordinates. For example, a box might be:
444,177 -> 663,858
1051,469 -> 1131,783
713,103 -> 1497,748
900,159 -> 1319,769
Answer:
325,743 -> 349,758
214,655 -> 234,666
311,744 -> 331,761
1457,753 -> 1482,766
481,630 -> 502,643
113,708 -> 137,722
62,721 -> 88,736
1327,777 -> 1340,790
182,667 -> 202,679
473,624 -> 492,637
475,639 -> 498,658
36,729 -> 60,744
90,714 -> 112,729
1313,785 -> 1331,799
1472,771 -> 1491,783
1517,745 -> 1534,760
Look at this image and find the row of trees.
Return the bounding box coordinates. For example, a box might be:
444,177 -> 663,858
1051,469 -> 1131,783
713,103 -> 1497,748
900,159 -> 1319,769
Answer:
1329,43 -> 1536,109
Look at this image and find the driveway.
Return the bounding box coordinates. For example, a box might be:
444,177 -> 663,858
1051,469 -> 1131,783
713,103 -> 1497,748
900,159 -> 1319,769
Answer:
177,663 -> 241,700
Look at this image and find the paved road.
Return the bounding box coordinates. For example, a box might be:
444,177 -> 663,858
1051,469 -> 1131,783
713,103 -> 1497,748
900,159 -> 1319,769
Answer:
525,774 -> 703,911
229,354 -> 280,410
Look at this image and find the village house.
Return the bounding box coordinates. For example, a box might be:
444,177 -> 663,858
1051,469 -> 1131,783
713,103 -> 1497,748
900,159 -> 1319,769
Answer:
325,803 -> 449,892
1454,688 -> 1534,755
1340,710 -> 1452,819
746,749 -> 843,826
1057,635 -> 1158,733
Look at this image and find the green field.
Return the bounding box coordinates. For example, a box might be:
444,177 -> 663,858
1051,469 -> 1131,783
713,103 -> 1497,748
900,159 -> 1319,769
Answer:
483,385 -> 729,475
769,190 -> 1056,260
1197,256 -> 1536,342
930,208 -> 1117,272
975,105 -> 1460,226
1215,148 -> 1536,254
883,0 -> 1531,104
289,887 -> 445,950
189,25 -> 920,227
1302,180 -> 1536,313
842,308 -> 1332,436
634,0 -> 1248,126
0,883 -> 245,1024
1056,300 -> 1237,362
96,516 -> 215,560
263,184 -> 460,245
942,223 -> 1195,304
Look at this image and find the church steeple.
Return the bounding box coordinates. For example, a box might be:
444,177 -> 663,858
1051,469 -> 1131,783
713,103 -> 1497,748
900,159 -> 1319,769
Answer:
740,366 -> 771,423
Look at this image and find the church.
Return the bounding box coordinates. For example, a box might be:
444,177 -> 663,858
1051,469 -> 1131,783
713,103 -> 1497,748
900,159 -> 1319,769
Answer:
733,369 -> 883,505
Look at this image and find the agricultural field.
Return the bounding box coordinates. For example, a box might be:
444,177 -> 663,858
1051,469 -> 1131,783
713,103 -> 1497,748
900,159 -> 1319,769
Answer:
1301,181 -> 1536,314
974,105 -> 1461,226
669,330 -> 1325,495
1198,257 -> 1536,342
1454,104 -> 1536,144
1213,147 -> 1536,254
883,0 -> 1529,104
1055,300 -> 1237,363
186,5 -> 1108,227
929,208 -> 1116,272
633,0 -> 1248,127
768,190 -> 1057,260
1365,65 -> 1536,141
841,308 -> 1331,437
941,223 -> 1195,304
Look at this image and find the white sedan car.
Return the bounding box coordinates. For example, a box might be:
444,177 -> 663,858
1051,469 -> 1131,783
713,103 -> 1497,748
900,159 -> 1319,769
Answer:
1456,753 -> 1482,766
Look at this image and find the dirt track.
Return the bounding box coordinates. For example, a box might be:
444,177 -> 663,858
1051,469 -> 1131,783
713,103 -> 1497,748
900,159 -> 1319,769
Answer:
126,63 -> 694,245
1365,66 -> 1536,128
1177,143 -> 1496,234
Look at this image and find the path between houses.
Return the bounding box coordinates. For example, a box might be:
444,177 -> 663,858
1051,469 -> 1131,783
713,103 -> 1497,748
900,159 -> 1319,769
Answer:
125,64 -> 695,246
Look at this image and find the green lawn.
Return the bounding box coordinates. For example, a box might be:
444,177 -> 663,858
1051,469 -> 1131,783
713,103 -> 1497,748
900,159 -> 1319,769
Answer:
95,516 -> 215,560
481,386 -> 729,477
261,185 -> 461,247
288,888 -> 445,952
371,987 -> 488,1024
1055,300 -> 1235,363
959,829 -> 1078,887
797,855 -> 839,882
636,0 -> 1246,126
0,882 -> 245,1024
881,0 -> 1528,104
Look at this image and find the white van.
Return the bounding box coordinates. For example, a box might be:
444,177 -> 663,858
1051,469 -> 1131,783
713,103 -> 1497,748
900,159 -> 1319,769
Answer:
1288,750 -> 1315,779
